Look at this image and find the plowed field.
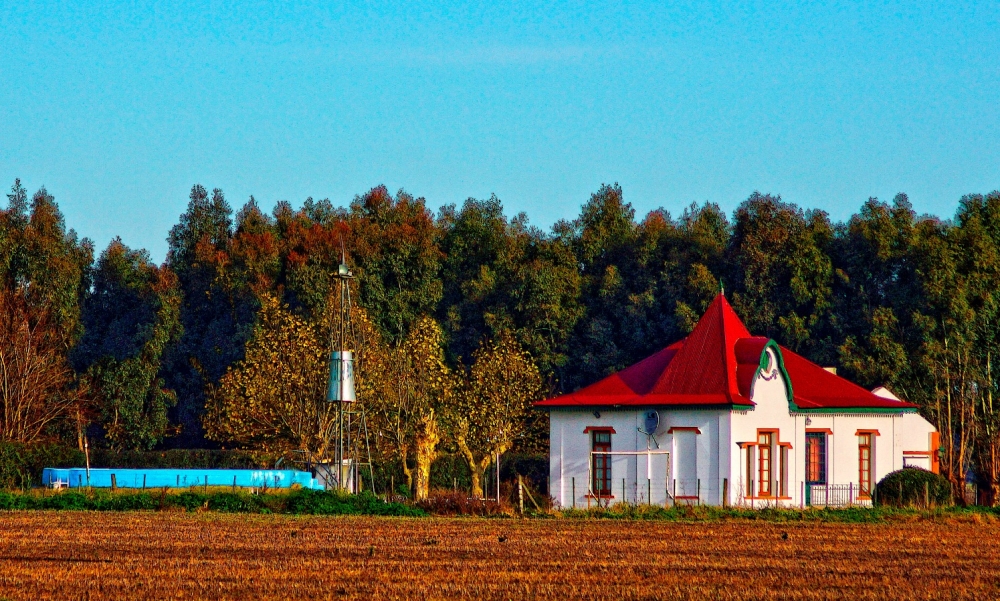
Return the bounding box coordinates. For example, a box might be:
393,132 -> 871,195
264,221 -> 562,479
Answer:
1,512 -> 998,600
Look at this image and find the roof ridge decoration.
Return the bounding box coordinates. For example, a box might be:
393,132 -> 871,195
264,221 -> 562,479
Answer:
746,339 -> 793,404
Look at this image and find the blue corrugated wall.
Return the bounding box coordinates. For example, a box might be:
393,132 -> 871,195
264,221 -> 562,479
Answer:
41,468 -> 324,489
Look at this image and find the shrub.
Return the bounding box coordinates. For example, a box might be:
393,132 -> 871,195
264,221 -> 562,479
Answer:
875,468 -> 952,508
284,489 -> 424,517
416,491 -> 510,516
171,491 -> 210,511
207,492 -> 266,513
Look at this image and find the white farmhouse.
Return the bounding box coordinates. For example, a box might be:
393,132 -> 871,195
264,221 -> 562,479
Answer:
536,293 -> 939,508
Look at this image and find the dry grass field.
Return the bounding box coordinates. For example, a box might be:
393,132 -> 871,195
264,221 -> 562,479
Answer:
1,512 -> 999,600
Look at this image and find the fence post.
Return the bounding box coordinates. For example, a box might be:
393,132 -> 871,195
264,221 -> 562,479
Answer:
142,474 -> 147,491
849,482 -> 853,506
672,479 -> 677,507
647,479 -> 651,505
924,481 -> 929,508
518,475 -> 524,515
722,478 -> 728,508
572,477 -> 576,509
110,474 -> 117,492
622,478 -> 626,505
233,476 -> 237,492
697,479 -> 701,506
496,453 -> 501,504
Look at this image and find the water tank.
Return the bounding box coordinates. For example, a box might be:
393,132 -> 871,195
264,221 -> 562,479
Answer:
326,350 -> 356,403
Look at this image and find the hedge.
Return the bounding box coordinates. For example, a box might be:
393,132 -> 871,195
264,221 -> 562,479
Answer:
874,468 -> 952,508
0,443 -> 84,490
0,488 -> 424,516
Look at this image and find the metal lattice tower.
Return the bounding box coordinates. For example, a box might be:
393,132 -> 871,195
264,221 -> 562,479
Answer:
322,243 -> 373,493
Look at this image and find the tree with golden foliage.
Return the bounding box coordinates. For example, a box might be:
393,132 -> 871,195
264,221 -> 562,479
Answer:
452,332 -> 543,498
365,316 -> 458,500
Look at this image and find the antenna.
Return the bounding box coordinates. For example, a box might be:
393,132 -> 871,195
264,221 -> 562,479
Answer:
638,410 -> 660,449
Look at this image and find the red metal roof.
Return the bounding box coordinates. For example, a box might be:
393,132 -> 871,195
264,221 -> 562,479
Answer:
536,294 -> 917,412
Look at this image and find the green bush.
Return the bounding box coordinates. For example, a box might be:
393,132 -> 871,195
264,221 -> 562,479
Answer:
207,492 -> 266,513
874,468 -> 952,508
284,488 -> 424,517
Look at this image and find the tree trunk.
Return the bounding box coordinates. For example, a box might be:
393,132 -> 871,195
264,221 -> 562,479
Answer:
413,411 -> 440,501
455,433 -> 493,499
400,447 -> 414,495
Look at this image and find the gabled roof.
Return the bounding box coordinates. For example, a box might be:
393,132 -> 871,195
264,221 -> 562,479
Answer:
536,294 -> 917,412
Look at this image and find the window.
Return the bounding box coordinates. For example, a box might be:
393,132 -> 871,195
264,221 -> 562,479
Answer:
592,431 -> 612,497
859,433 -> 873,498
757,432 -> 773,496
806,433 -> 827,485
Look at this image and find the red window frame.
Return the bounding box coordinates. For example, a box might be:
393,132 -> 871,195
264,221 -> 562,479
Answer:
858,433 -> 873,498
591,430 -> 612,497
757,432 -> 773,497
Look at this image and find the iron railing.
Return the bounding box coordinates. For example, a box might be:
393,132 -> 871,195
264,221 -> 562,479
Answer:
806,483 -> 873,507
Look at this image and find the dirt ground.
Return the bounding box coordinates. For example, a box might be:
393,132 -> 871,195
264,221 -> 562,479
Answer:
1,511 -> 999,600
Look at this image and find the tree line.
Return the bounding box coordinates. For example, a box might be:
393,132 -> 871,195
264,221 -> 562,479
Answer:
2,178 -> 999,502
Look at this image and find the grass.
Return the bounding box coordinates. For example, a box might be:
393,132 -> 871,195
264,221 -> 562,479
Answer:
2,487 -> 996,524
551,502 -> 990,523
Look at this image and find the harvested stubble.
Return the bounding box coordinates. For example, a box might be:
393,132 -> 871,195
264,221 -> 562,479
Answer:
1,512 -> 999,600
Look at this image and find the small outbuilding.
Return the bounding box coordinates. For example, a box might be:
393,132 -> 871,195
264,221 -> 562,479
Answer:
536,293 -> 939,508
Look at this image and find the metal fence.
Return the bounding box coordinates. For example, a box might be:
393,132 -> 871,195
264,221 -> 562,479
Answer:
806,483 -> 873,507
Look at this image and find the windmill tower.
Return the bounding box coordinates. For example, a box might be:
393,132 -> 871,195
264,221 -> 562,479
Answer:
323,245 -> 371,492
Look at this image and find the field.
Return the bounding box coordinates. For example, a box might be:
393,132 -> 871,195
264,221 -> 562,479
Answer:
1,512 -> 999,600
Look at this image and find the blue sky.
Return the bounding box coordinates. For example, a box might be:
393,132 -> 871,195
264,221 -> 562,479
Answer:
2,1 -> 998,262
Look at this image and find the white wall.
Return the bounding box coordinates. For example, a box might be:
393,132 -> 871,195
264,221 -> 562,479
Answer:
548,408 -> 727,508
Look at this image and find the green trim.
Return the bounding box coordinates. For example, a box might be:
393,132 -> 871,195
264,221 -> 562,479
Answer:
791,407 -> 917,415
541,405 -> 737,412
750,340 -> 794,404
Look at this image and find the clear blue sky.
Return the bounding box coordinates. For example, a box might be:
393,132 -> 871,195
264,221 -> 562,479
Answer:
2,1 -> 998,263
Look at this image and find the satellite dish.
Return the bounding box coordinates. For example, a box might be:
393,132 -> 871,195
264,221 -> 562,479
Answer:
642,410 -> 659,435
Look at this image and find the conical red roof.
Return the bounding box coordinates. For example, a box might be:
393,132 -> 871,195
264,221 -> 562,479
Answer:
536,293 -> 916,411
